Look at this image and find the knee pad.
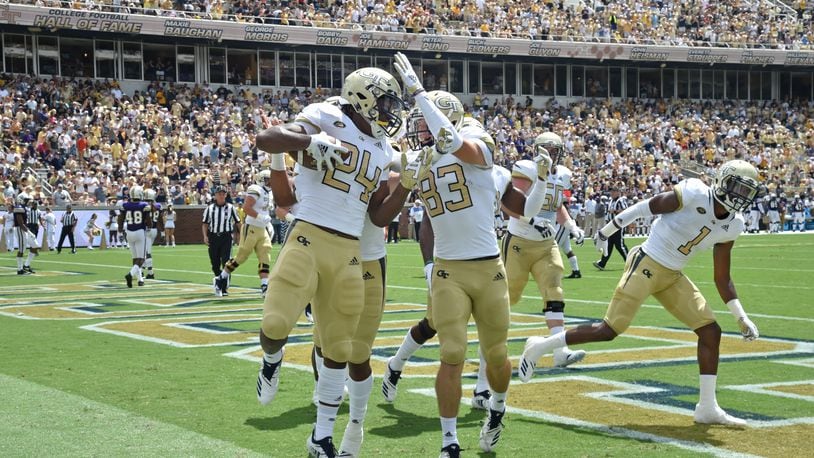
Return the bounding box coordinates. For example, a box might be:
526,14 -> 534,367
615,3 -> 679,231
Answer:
482,342 -> 508,368
439,341 -> 466,366
258,263 -> 270,275
322,341 -> 353,364
543,300 -> 565,320
417,317 -> 437,341
261,311 -> 296,341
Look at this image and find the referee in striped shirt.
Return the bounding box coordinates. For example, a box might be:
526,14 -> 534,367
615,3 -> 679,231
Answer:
26,201 -> 43,238
593,187 -> 629,270
202,186 -> 240,296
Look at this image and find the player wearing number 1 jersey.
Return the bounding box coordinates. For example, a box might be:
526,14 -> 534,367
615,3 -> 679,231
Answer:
519,160 -> 762,426
118,186 -> 151,288
256,67 -> 411,457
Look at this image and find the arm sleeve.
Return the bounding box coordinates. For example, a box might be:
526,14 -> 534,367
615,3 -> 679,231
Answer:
414,92 -> 463,155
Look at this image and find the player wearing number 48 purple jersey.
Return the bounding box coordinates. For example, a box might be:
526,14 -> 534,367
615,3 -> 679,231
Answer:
519,160 -> 762,427
118,186 -> 152,288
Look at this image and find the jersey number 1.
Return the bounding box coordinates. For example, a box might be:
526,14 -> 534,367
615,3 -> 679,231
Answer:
677,226 -> 711,256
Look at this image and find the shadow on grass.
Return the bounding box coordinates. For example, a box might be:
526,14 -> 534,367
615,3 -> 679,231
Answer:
244,403 -> 349,432
368,402 -> 484,439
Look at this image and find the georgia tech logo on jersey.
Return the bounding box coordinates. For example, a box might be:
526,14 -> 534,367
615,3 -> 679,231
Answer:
296,235 -> 310,246
642,269 -> 653,279
436,270 -> 450,279
696,207 -> 706,215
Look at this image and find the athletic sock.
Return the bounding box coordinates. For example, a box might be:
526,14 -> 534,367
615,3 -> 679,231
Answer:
315,366 -> 346,440
569,255 -> 579,272
390,332 -> 422,371
25,251 -> 35,267
490,390 -> 507,413
475,346 -> 490,393
440,416 -> 458,447
262,350 -> 283,380
129,264 -> 140,277
16,257 -> 23,269
261,278 -> 269,286
699,374 -> 718,407
347,375 -> 373,424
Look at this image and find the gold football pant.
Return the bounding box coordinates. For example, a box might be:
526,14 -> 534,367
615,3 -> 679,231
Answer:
261,221 -> 364,363
430,256 -> 510,367
604,246 -> 715,334
501,233 -> 564,305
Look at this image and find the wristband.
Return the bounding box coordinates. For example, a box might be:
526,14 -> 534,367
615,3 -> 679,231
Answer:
726,298 -> 746,319
270,154 -> 286,171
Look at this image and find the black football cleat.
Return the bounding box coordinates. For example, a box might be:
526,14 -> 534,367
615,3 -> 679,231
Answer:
23,266 -> 35,274
125,273 -> 133,288
565,270 -> 581,279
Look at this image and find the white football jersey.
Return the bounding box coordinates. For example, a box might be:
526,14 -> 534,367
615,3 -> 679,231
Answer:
360,214 -> 386,261
418,120 -> 500,260
244,184 -> 272,228
642,178 -> 745,271
507,165 -> 572,241
293,102 -> 396,237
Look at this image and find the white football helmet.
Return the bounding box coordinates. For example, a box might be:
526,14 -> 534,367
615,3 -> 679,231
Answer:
342,67 -> 404,139
712,160 -> 760,213
130,185 -> 144,201
144,189 -> 156,202
406,90 -> 464,150
511,159 -> 538,183
254,170 -> 271,187
533,132 -> 564,166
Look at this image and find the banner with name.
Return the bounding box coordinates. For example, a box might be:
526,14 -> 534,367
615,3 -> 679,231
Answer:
1,4 -> 813,65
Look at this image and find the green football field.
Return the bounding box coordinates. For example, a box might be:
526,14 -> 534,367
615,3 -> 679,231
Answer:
1,234 -> 812,457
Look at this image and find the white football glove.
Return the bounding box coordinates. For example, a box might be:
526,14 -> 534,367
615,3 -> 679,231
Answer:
256,214 -> 272,226
533,149 -> 552,178
738,316 -> 759,341
306,132 -> 348,172
423,262 -> 434,292
571,225 -> 585,246
594,232 -> 609,257
530,216 -> 555,239
394,52 -> 424,96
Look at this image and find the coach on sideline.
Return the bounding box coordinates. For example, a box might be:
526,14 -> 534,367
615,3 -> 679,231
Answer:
202,186 -> 240,296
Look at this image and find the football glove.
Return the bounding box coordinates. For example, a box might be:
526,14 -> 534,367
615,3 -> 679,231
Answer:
534,148 -> 552,178
394,52 -> 424,96
530,216 -> 555,239
738,316 -> 759,342
399,147 -> 432,190
571,225 -> 585,246
255,214 -> 272,226
594,232 -> 609,257
423,262 -> 434,292
306,132 -> 347,172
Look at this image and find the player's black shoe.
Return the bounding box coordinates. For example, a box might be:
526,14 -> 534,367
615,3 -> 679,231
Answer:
565,270 -> 581,279
146,273 -> 155,280
23,266 -> 35,274
125,273 -> 133,288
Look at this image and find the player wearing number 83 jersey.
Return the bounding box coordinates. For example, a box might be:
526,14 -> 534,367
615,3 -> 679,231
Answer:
520,160 -> 761,427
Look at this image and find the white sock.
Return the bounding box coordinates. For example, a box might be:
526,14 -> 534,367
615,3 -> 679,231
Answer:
699,374 -> 718,407
26,252 -> 35,266
129,264 -> 140,277
315,366 -> 346,440
490,390 -> 507,413
347,375 -> 373,424
440,416 -> 458,447
264,350 -> 283,365
475,346 -> 490,393
549,325 -> 564,336
219,270 -> 230,280
137,268 -> 144,281
390,332 -> 422,371
569,256 -> 579,271
261,277 -> 269,286
16,257 -> 23,269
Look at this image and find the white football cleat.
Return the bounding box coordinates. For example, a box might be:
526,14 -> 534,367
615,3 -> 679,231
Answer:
381,357 -> 402,402
337,419 -> 363,457
256,350 -> 283,406
470,390 -> 491,410
693,404 -> 747,426
306,428 -> 337,457
518,336 -> 551,382
479,409 -> 505,452
553,348 -> 587,368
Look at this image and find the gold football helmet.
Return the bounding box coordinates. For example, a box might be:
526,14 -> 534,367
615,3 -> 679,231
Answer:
254,170 -> 271,186
713,160 -> 760,213
533,132 -> 564,166
343,68 -> 404,139
406,90 -> 464,150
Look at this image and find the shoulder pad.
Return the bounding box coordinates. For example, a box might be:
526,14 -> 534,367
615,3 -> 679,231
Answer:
246,184 -> 263,196
554,165 -> 573,179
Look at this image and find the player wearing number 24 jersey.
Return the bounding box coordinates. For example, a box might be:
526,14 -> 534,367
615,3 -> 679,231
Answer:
520,159 -> 762,427
255,67 -> 414,457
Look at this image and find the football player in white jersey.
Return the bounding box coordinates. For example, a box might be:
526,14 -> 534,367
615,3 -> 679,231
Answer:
392,53 -> 534,456
143,189 -> 162,279
519,160 -> 762,426
791,194 -> 806,232
256,67 -> 413,457
216,171 -> 274,297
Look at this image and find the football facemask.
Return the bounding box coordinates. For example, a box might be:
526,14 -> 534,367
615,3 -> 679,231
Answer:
406,110 -> 434,151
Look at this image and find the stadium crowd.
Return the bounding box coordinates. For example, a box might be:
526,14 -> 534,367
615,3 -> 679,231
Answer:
2,72 -> 813,215
9,0 -> 814,49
